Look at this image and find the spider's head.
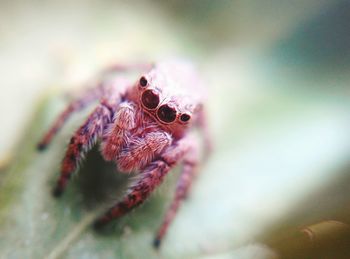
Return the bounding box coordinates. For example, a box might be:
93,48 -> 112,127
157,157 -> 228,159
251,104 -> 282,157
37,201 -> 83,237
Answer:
135,62 -> 204,137
138,75 -> 194,125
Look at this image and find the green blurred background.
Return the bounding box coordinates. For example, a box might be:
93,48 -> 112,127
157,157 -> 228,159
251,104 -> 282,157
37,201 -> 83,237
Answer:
0,1 -> 349,258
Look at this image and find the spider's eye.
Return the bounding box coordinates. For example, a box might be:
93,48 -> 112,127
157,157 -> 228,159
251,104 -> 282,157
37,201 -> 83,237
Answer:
180,113 -> 191,122
139,76 -> 148,87
157,104 -> 177,123
141,89 -> 160,109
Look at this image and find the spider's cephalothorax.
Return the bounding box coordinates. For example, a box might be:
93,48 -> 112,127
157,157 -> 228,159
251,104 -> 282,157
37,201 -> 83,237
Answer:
37,60 -> 211,248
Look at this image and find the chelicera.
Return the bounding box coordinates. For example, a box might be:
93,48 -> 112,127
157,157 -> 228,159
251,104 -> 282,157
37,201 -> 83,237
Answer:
37,60 -> 211,248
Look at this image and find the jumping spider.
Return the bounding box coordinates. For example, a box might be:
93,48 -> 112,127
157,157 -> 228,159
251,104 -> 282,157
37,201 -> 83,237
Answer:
37,60 -> 211,248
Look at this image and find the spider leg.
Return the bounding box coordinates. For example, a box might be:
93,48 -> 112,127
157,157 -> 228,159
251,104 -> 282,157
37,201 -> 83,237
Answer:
93,159 -> 173,227
37,85 -> 105,151
153,161 -> 198,248
153,138 -> 200,248
117,131 -> 172,172
100,101 -> 136,161
94,136 -> 195,247
53,104 -> 112,197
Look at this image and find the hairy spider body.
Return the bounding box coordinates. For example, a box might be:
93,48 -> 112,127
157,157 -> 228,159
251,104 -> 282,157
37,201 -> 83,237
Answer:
37,60 -> 211,248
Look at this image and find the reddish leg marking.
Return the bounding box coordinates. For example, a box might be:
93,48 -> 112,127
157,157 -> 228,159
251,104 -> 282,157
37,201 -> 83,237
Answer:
53,105 -> 112,196
37,86 -> 104,150
94,159 -> 172,227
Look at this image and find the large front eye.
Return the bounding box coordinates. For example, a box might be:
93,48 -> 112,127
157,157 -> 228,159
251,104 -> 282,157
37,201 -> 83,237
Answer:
141,89 -> 160,109
157,104 -> 177,123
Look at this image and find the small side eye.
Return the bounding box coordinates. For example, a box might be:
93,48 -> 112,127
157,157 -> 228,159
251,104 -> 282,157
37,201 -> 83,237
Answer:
180,113 -> 191,122
139,76 -> 148,87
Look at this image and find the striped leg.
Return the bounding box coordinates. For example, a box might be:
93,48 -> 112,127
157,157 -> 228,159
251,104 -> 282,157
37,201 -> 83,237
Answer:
37,86 -> 104,151
153,159 -> 198,248
152,136 -> 200,248
53,104 -> 112,196
94,136 -> 196,249
93,159 -> 172,227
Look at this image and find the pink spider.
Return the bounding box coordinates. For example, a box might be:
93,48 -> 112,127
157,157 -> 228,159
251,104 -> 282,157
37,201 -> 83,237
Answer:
37,60 -> 211,248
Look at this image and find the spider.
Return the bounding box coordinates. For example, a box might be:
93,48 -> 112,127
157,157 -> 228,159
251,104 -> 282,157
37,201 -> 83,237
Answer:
37,60 -> 211,248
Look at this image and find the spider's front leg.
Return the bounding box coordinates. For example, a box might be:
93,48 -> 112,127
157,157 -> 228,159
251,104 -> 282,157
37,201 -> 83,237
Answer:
117,131 -> 172,172
100,101 -> 137,162
153,135 -> 200,248
93,158 -> 173,227
37,76 -> 130,150
37,85 -> 105,150
93,137 -> 189,224
53,103 -> 113,196
94,136 -> 196,248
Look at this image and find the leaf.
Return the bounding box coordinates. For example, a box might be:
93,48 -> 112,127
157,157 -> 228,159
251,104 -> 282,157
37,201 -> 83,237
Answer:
0,94 -> 179,259
1,79 -> 349,259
